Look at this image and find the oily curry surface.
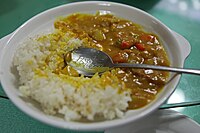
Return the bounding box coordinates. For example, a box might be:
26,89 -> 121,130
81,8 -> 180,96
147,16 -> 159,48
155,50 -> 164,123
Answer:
54,13 -> 170,109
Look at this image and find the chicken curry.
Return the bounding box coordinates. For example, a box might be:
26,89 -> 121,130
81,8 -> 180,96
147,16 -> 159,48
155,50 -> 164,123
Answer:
54,13 -> 170,109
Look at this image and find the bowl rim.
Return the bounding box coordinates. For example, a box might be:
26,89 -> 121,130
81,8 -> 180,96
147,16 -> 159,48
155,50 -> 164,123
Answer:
0,1 -> 185,131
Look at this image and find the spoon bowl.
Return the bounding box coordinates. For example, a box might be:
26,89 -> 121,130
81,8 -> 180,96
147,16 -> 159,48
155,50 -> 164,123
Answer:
67,47 -> 113,76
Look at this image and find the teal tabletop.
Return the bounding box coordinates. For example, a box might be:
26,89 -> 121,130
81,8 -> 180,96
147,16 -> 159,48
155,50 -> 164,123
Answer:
1,0 -> 200,132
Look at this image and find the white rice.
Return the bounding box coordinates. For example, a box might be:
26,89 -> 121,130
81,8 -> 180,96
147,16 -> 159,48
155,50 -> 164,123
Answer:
13,30 -> 131,121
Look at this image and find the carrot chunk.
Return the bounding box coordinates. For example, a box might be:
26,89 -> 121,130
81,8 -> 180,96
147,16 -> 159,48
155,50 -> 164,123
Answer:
120,41 -> 132,49
135,43 -> 145,51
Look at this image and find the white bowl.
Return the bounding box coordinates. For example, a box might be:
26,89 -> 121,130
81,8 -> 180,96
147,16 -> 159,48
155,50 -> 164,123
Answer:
0,1 -> 191,131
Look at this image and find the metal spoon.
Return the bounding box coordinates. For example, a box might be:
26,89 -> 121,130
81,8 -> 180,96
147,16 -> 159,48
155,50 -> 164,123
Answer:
66,47 -> 200,76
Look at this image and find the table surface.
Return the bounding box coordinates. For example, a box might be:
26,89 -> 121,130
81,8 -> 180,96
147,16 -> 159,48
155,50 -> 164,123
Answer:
1,0 -> 200,132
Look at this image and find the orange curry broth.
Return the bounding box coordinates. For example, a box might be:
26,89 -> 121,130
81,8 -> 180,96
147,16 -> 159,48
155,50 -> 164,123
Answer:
54,13 -> 170,109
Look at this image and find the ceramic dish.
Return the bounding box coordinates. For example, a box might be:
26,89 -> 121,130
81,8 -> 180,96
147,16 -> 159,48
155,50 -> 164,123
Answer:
0,1 -> 191,131
106,109 -> 200,133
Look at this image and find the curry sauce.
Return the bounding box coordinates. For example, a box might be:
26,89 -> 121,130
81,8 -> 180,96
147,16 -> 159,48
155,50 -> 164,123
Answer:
54,13 -> 170,109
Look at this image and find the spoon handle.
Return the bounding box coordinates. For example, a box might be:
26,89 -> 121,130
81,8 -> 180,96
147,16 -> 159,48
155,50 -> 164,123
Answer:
113,63 -> 200,75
